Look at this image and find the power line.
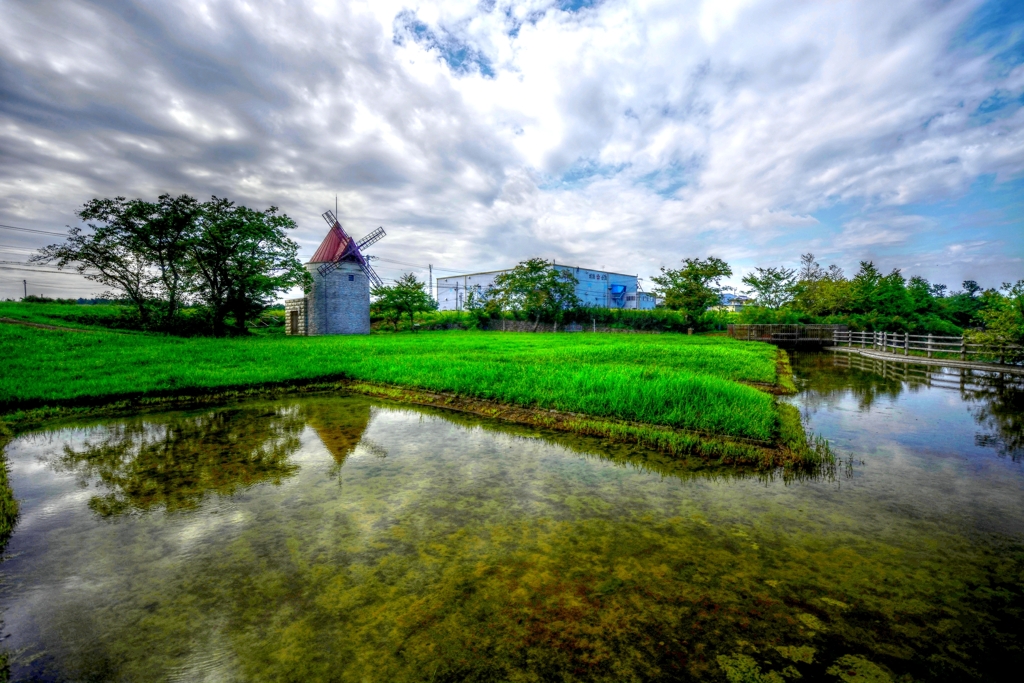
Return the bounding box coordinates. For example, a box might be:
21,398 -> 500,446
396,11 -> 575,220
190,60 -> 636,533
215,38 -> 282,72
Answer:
0,223 -> 67,237
0,266 -> 90,275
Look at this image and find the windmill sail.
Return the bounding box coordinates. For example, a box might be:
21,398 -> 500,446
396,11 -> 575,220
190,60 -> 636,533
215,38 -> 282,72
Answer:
314,210 -> 386,284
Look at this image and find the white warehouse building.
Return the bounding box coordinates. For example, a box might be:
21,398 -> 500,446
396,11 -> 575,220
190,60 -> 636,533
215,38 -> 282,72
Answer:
436,263 -> 657,312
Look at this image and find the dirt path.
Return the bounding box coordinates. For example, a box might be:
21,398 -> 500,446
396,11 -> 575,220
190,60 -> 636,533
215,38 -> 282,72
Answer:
0,316 -> 90,333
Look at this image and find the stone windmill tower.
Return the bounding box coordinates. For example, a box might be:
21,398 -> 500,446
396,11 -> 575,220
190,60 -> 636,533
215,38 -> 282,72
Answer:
285,210 -> 385,336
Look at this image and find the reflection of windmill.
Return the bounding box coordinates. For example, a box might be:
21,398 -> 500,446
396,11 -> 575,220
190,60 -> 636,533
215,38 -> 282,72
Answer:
315,210 -> 385,287
283,210 -> 387,336
301,400 -> 374,466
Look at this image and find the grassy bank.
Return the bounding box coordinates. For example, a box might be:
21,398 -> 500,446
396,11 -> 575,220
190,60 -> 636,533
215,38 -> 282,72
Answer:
1,315 -> 820,467
0,420 -> 17,545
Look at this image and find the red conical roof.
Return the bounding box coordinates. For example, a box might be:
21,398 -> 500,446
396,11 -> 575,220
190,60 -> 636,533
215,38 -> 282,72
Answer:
309,225 -> 353,263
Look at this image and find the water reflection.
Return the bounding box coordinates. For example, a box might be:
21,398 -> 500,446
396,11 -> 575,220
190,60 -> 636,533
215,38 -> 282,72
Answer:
1,379 -> 1023,682
797,351 -> 1024,460
53,406 -> 306,516
300,401 -> 378,469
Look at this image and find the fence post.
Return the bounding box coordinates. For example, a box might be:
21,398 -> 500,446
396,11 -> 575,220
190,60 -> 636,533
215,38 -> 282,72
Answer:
884,331 -> 888,353
927,334 -> 933,358
904,333 -> 909,356
960,337 -> 966,361
1000,346 -> 1005,365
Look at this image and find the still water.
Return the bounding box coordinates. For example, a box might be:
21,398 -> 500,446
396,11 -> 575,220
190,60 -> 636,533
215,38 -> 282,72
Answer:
1,352 -> 1022,682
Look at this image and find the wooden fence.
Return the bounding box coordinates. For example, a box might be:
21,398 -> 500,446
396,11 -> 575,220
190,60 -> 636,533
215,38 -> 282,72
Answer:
727,324 -> 847,347
833,330 -> 1022,365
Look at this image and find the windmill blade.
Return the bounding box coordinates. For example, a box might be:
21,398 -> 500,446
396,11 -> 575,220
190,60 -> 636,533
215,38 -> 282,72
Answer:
322,210 -> 338,228
317,260 -> 340,277
356,226 -> 386,250
360,262 -> 384,289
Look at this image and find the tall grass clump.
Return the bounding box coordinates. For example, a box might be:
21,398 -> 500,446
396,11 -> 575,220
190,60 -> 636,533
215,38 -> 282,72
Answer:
1,326 -> 783,442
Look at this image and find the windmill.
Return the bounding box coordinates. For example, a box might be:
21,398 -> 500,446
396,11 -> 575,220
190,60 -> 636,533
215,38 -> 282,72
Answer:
315,209 -> 386,288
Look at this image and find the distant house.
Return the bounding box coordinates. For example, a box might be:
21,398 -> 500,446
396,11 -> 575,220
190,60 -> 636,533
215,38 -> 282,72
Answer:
435,263 -> 657,311
712,293 -> 752,313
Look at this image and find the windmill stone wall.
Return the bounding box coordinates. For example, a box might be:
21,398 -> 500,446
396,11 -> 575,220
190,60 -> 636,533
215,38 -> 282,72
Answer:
304,261 -> 370,335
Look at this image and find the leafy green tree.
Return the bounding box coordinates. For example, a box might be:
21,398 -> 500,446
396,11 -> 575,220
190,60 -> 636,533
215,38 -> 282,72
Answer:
793,255 -> 851,317
741,266 -> 797,309
129,194 -> 200,322
491,258 -> 580,330
189,198 -> 309,336
976,280 -> 1024,346
33,194 -> 200,327
371,273 -> 437,332
650,257 -> 732,322
944,280 -> 988,329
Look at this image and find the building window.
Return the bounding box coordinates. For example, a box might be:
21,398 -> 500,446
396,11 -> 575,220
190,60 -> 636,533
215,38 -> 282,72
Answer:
348,274 -> 354,281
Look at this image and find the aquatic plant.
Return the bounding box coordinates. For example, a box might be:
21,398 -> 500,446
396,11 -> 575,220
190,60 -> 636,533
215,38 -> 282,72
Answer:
3,396 -> 1023,681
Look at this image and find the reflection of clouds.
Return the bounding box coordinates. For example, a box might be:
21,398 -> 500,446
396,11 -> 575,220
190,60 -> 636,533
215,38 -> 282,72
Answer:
175,509 -> 249,555
355,438 -> 389,460
15,489 -> 94,533
795,353 -> 1024,460
167,624 -> 241,683
5,392 -> 1024,681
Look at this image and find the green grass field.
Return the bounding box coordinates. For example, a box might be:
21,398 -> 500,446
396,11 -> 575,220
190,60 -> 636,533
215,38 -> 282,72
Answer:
1,315 -> 783,442
0,301 -> 131,330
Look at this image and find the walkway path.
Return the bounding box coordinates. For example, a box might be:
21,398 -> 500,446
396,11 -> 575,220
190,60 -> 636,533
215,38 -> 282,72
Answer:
831,345 -> 1024,376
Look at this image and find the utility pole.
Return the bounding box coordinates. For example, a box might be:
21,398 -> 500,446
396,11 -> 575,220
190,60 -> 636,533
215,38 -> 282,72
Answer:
429,264 -> 433,302
23,279 -> 27,299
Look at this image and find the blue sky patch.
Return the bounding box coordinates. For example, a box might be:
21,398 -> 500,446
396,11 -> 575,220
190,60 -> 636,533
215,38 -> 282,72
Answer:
637,160 -> 698,198
394,11 -> 495,78
539,159 -> 629,189
953,0 -> 1024,72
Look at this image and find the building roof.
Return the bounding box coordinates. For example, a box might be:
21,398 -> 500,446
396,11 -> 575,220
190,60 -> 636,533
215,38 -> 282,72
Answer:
309,225 -> 353,264
436,263 -> 638,280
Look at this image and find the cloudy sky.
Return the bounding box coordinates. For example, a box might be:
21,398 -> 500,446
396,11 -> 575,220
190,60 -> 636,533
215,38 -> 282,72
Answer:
1,0 -> 1022,300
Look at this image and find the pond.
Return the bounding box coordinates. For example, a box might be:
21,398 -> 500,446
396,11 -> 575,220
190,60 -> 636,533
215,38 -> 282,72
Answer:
1,352 -> 1022,682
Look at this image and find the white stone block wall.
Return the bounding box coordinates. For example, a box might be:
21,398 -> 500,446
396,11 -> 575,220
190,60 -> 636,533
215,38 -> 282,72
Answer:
284,298 -> 308,335
305,261 -> 371,335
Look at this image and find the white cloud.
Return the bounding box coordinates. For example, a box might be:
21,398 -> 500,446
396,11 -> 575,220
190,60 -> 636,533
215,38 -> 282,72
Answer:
0,0 -> 1022,300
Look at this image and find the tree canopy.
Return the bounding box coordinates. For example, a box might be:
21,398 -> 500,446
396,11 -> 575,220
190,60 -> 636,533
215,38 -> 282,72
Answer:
650,257 -> 732,322
742,266 -> 797,310
33,194 -> 308,335
371,273 -> 436,331
490,258 -> 580,329
738,253 -> 1019,339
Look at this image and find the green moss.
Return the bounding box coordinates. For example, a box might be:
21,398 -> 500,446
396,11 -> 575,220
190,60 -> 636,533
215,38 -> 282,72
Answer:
775,645 -> 816,664
718,654 -> 786,683
826,655 -> 893,683
776,350 -> 798,394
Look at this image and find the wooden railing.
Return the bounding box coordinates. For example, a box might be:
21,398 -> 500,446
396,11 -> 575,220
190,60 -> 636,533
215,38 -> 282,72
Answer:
833,330 -> 1022,365
727,324 -> 847,345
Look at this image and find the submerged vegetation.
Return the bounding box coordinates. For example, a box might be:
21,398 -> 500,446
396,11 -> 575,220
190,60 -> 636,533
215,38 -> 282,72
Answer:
0,318 -> 818,467
2,396 -> 1021,681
